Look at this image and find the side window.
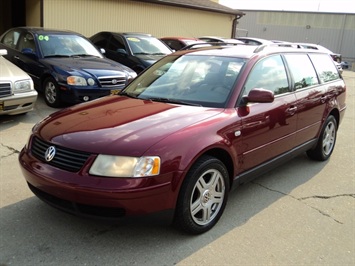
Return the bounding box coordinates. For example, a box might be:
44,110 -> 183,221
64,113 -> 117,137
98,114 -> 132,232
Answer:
309,53 -> 340,83
284,54 -> 319,90
167,40 -> 182,51
1,29 -> 21,49
108,35 -> 126,52
244,55 -> 289,96
17,33 -> 36,52
92,34 -> 108,49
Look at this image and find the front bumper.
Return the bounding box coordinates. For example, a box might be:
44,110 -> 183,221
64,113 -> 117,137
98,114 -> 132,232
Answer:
18,147 -> 180,219
57,83 -> 124,104
0,91 -> 38,115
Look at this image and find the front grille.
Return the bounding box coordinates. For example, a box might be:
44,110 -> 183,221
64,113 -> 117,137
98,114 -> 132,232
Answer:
31,137 -> 91,172
98,76 -> 126,88
0,82 -> 12,98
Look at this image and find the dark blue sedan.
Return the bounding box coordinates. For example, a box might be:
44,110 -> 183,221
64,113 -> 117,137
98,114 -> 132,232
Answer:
0,27 -> 137,107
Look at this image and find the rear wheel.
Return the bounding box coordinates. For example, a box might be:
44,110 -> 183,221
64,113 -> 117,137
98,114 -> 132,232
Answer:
307,115 -> 337,161
44,77 -> 62,108
174,155 -> 229,234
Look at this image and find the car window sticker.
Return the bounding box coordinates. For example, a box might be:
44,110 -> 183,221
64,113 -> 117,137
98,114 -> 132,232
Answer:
127,37 -> 140,42
38,35 -> 49,41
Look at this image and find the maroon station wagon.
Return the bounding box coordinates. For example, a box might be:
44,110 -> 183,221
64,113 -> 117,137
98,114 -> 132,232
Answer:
19,45 -> 346,234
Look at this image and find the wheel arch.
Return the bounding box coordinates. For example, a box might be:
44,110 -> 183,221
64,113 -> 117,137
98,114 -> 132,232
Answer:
328,108 -> 340,129
197,147 -> 235,191
40,73 -> 57,91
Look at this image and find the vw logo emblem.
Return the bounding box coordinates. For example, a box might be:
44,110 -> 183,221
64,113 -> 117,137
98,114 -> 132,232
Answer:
112,79 -> 118,85
45,146 -> 56,162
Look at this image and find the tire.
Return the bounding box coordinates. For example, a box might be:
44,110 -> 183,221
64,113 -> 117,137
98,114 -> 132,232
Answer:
44,77 -> 62,108
307,115 -> 337,161
174,155 -> 229,234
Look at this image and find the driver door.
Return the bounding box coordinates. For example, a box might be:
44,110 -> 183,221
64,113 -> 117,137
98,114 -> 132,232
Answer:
237,55 -> 298,172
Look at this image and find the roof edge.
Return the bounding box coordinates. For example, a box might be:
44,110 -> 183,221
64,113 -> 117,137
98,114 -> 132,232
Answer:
129,0 -> 245,16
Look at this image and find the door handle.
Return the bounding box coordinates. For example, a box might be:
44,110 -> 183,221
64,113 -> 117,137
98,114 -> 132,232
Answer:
320,95 -> 327,103
286,106 -> 297,116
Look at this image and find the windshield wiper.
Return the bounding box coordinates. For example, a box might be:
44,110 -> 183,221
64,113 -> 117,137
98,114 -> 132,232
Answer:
134,52 -> 167,56
72,54 -> 97,57
119,91 -> 138,98
143,97 -> 202,106
44,54 -> 70,58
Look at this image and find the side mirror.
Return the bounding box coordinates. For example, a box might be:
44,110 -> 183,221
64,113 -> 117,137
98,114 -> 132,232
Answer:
22,48 -> 35,54
117,48 -> 128,56
99,48 -> 106,54
21,48 -> 37,59
0,49 -> 8,56
246,88 -> 274,103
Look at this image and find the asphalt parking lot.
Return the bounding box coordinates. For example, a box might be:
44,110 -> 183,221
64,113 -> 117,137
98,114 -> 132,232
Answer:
0,70 -> 354,265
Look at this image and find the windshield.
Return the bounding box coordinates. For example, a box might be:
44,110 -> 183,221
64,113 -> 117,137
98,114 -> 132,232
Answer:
123,54 -> 245,108
126,35 -> 172,55
39,34 -> 103,58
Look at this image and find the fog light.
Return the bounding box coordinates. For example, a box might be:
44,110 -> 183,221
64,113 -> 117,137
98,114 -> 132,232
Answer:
83,96 -> 90,101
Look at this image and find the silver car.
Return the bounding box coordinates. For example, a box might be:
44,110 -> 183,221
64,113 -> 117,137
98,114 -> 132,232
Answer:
0,49 -> 37,115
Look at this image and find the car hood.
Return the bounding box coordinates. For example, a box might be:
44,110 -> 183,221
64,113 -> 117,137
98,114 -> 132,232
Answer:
0,56 -> 31,80
37,96 -> 223,156
41,56 -> 133,75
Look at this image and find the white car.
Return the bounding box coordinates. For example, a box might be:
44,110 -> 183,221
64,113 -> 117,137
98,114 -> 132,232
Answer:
198,36 -> 244,44
236,37 -> 273,46
294,43 -> 342,62
0,49 -> 37,115
294,43 -> 343,74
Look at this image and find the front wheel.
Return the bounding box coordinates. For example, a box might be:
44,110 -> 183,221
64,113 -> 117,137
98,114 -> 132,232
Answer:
43,77 -> 62,108
174,155 -> 229,234
307,115 -> 337,161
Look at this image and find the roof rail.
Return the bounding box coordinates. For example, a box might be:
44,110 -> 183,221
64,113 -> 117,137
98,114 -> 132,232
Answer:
181,42 -> 244,50
254,43 -> 300,53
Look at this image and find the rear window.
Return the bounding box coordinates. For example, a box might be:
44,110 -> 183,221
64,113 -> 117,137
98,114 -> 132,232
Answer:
309,53 -> 340,83
284,54 -> 319,90
1,29 -> 21,49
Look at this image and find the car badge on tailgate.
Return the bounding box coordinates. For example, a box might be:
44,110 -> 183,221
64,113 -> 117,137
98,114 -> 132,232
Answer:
45,146 -> 56,162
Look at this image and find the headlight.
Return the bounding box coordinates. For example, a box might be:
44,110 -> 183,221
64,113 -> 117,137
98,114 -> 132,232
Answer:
67,76 -> 89,86
127,72 -> 137,84
89,155 -> 161,178
14,80 -> 32,92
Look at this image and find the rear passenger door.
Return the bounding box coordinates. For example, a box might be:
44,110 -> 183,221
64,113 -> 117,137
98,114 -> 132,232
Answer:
238,55 -> 298,172
283,53 -> 338,146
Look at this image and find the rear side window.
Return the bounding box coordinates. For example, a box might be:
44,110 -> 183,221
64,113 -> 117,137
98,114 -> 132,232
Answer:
284,54 -> 319,90
1,29 -> 21,49
244,55 -> 289,96
309,54 -> 340,83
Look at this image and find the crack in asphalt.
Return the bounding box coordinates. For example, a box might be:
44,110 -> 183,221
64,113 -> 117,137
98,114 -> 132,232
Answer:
298,194 -> 355,200
251,181 -> 354,225
0,143 -> 20,158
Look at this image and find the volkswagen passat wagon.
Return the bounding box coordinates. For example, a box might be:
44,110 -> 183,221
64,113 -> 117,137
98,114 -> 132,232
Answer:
19,44 -> 346,234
